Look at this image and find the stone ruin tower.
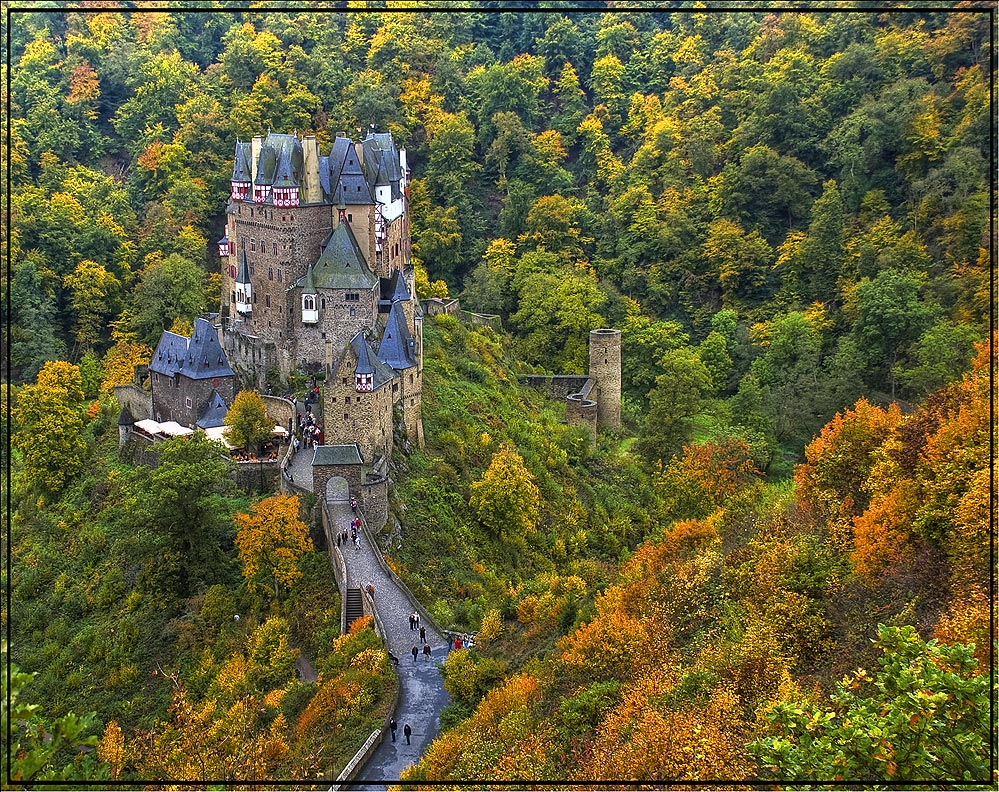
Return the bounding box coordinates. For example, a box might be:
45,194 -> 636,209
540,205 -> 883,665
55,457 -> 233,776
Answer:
588,328 -> 622,431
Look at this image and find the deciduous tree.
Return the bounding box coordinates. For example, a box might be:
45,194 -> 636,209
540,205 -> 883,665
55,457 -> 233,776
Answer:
233,495 -> 314,599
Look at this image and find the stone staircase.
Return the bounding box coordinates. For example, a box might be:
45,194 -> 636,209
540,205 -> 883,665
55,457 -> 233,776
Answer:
345,587 -> 364,628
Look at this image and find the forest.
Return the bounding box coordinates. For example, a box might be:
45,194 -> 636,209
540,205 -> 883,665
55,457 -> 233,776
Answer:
3,1 -> 995,787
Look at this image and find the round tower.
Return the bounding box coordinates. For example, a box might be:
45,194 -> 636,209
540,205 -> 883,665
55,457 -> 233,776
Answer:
589,328 -> 622,431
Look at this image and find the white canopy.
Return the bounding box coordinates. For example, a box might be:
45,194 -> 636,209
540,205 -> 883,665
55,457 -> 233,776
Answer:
158,421 -> 194,437
203,425 -> 235,449
272,424 -> 289,436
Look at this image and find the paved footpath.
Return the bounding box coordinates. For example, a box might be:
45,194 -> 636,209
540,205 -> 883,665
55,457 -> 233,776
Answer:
329,499 -> 451,789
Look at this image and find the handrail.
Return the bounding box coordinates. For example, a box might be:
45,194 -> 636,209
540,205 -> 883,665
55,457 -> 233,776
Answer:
355,508 -> 446,641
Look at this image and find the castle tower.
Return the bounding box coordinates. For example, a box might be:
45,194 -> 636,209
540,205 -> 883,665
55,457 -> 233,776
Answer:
589,328 -> 621,431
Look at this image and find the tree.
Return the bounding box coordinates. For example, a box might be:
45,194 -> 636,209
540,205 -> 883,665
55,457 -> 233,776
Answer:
848,268 -> 936,398
750,311 -> 823,442
752,625 -> 991,783
637,348 -> 712,465
62,258 -> 120,350
142,433 -> 237,596
131,252 -> 207,346
101,339 -> 152,395
12,361 -> 88,495
702,219 -> 773,309
233,495 -> 314,599
224,390 -> 272,455
469,446 -> 541,548
896,319 -> 978,397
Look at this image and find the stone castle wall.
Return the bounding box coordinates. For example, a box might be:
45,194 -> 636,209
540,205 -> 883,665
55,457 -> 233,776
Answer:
113,383 -> 153,421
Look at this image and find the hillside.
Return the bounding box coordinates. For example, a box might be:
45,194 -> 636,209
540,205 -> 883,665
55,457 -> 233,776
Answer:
4,4 -> 994,787
401,334 -> 993,784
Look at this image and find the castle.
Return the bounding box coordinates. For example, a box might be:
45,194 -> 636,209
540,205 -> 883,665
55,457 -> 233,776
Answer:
218,130 -> 424,463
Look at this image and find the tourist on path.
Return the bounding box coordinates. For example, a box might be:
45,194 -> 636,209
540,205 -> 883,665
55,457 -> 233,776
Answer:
404,723 -> 412,745
411,645 -> 418,662
409,614 -> 415,630
390,718 -> 397,743
419,625 -> 426,643
423,643 -> 431,661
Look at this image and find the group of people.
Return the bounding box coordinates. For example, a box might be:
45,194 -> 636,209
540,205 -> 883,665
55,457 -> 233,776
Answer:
389,718 -> 412,745
410,642 -> 433,662
448,632 -> 475,651
336,525 -> 360,550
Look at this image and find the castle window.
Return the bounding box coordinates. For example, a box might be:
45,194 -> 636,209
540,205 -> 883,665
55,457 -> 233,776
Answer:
321,298 -> 326,309
268,268 -> 273,281
349,307 -> 356,318
249,265 -> 254,275
345,397 -> 350,404
304,295 -> 315,311
282,215 -> 286,222
250,239 -> 257,251
331,397 -> 336,403
348,213 -> 353,222
249,208 -> 253,218
265,295 -> 270,307
185,397 -> 193,409
342,378 -> 348,385
344,413 -> 349,422
272,242 -> 277,255
393,383 -> 399,393
277,269 -> 282,282
231,291 -> 235,303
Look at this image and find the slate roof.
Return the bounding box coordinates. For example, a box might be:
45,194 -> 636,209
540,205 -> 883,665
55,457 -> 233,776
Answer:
149,320 -> 234,381
254,133 -> 304,187
349,331 -> 396,390
232,142 -> 252,182
196,389 -> 229,429
312,443 -> 364,466
361,132 -> 403,200
236,250 -> 251,285
302,222 -> 378,290
300,263 -> 317,295
334,141 -> 373,205
377,301 -> 417,370
149,331 -> 190,377
184,319 -> 235,380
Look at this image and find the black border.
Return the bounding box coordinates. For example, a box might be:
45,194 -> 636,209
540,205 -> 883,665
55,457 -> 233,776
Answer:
3,1 -> 996,789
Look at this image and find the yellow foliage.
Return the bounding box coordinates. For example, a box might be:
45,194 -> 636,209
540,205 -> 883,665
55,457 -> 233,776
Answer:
233,495 -> 313,597
98,720 -> 125,780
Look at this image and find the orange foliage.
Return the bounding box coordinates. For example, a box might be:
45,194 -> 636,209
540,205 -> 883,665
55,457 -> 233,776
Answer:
795,398 -> 903,522
348,614 -> 373,635
578,682 -> 753,782
851,484 -> 916,578
66,62 -> 100,106
933,586 -> 992,671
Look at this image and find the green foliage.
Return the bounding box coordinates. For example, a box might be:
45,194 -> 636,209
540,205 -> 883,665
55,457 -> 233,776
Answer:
751,625 -> 992,783
2,645 -> 109,784
637,348 -> 712,465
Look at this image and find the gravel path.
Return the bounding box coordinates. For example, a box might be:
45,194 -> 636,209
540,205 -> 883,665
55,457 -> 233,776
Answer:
329,500 -> 451,788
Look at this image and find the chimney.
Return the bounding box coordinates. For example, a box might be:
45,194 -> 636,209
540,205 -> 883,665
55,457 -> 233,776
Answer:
251,135 -> 263,184
302,135 -> 321,204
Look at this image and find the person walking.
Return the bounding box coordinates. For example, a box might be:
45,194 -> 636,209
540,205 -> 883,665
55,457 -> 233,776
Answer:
423,643 -> 431,661
411,645 -> 418,663
354,534 -> 360,550
390,718 -> 398,743
404,723 -> 412,745
419,625 -> 426,643
409,613 -> 415,631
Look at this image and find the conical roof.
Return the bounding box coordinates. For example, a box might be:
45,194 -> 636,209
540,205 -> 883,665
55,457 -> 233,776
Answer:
232,142 -> 252,182
378,301 -> 416,370
196,389 -> 229,429
236,250 -> 251,285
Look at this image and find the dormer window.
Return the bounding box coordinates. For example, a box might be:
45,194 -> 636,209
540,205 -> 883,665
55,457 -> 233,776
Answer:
217,233 -> 231,257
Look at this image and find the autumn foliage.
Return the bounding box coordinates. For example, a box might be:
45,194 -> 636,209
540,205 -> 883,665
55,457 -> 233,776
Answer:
233,495 -> 314,599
